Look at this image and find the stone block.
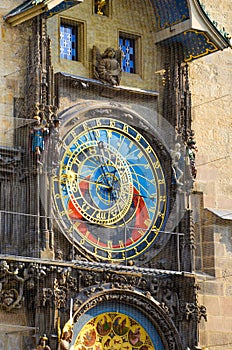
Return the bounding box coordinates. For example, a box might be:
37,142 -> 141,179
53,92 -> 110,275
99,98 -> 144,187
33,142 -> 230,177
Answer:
202,295 -> 220,316
200,280 -> 224,296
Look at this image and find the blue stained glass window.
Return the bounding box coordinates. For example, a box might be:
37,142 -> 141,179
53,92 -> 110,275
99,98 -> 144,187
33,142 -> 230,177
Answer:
60,23 -> 77,61
119,37 -> 135,73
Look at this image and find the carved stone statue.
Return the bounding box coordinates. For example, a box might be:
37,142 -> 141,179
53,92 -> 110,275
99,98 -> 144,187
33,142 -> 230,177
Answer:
93,46 -> 122,86
30,115 -> 49,165
158,279 -> 179,319
58,319 -> 74,350
187,139 -> 197,179
95,0 -> 106,15
36,335 -> 51,350
170,142 -> 184,186
0,272 -> 24,311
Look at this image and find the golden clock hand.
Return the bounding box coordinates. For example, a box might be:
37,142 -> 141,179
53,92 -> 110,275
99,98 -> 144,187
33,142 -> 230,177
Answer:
66,170 -> 111,189
77,177 -> 111,189
96,140 -> 113,186
88,131 -> 111,186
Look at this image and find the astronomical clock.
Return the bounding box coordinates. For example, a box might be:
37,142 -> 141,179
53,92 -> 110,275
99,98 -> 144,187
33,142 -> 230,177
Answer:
50,101 -> 186,350
52,101 -> 174,264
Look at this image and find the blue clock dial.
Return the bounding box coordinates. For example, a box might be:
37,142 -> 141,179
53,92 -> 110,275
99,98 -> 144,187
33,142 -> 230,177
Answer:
53,117 -> 167,261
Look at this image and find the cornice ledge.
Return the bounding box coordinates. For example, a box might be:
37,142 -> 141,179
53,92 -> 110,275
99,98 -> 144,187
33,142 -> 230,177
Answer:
73,259 -> 194,278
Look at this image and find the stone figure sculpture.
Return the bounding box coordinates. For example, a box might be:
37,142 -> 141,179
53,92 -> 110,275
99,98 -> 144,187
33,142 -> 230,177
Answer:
96,0 -> 106,15
30,115 -> 48,165
58,319 -> 74,350
93,46 -> 122,86
187,139 -> 198,179
170,142 -> 184,185
36,335 -> 51,350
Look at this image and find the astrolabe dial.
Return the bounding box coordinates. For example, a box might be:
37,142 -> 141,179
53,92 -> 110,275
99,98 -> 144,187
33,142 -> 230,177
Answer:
65,140 -> 134,225
53,117 -> 167,261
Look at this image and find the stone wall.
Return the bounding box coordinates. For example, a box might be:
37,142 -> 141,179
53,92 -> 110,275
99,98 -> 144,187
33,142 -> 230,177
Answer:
197,211 -> 232,349
192,193 -> 232,349
0,307 -> 30,350
190,0 -> 232,210
0,1 -> 32,147
189,1 -> 232,348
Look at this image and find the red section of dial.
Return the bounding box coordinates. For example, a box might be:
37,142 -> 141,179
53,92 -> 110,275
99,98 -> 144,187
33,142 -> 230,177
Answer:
68,182 -> 149,249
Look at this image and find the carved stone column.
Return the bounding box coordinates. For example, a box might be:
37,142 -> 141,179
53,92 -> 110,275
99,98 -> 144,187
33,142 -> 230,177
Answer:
25,16 -> 57,259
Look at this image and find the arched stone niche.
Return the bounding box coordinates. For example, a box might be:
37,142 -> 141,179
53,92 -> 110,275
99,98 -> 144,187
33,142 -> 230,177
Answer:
71,289 -> 183,350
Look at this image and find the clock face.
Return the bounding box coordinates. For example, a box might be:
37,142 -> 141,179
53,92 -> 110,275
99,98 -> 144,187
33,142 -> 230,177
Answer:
53,117 -> 167,261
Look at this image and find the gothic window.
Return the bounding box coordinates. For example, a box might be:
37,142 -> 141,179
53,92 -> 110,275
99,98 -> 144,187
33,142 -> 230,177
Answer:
119,33 -> 140,74
60,19 -> 83,61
